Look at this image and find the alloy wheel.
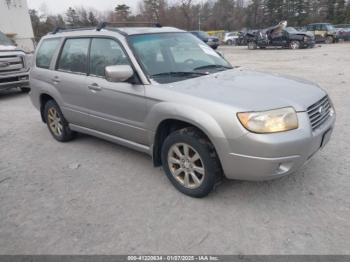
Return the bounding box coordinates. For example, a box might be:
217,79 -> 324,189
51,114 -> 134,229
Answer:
167,143 -> 205,189
290,41 -> 300,49
47,107 -> 63,137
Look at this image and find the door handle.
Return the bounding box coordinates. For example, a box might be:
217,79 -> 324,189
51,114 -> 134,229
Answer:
88,83 -> 102,92
51,76 -> 60,84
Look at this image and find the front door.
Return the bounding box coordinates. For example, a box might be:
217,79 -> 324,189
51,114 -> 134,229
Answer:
84,37 -> 148,145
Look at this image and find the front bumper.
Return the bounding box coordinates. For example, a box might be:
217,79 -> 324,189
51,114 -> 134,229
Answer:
0,72 -> 29,90
219,112 -> 336,181
302,40 -> 315,48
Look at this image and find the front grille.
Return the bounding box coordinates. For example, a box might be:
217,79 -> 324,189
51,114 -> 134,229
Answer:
0,55 -> 25,75
307,96 -> 332,131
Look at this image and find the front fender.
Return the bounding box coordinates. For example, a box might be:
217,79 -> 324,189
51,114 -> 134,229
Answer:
145,102 -> 231,163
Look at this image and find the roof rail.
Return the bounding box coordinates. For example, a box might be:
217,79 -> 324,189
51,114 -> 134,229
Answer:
51,26 -> 94,34
96,21 -> 162,31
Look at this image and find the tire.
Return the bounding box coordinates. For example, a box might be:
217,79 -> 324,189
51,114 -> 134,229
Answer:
44,100 -> 75,142
289,40 -> 300,50
248,41 -> 257,50
161,127 -> 222,198
325,36 -> 333,44
20,87 -> 30,93
226,39 -> 233,45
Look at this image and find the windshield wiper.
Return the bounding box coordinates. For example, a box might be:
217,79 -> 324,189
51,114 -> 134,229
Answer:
151,71 -> 208,78
193,64 -> 233,71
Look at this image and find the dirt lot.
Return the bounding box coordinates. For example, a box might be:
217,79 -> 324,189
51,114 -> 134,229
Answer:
0,43 -> 349,255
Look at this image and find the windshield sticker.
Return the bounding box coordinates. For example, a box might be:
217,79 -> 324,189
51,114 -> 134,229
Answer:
199,44 -> 220,58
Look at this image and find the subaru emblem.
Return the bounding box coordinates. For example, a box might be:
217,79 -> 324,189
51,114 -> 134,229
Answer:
318,106 -> 324,114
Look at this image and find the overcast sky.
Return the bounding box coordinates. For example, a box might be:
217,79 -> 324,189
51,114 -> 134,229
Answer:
27,0 -> 141,14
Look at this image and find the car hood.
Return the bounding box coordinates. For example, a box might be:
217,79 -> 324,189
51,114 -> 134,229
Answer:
164,69 -> 326,112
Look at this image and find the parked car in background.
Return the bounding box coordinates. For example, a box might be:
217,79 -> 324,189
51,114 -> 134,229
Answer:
30,25 -> 335,197
235,30 -> 258,46
223,32 -> 239,45
335,24 -> 350,41
0,31 -> 31,92
190,31 -> 220,49
306,23 -> 338,44
246,22 -> 315,49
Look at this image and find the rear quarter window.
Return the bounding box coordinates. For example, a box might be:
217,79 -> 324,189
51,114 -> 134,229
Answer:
36,38 -> 61,69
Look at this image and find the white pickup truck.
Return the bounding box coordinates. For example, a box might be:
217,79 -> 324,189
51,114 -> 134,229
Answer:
0,31 -> 31,92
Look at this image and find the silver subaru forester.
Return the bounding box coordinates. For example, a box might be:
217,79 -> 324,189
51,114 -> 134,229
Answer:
29,25 -> 336,197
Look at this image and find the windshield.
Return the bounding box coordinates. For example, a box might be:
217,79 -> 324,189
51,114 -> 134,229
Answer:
326,24 -> 335,31
128,32 -> 232,84
0,31 -> 14,46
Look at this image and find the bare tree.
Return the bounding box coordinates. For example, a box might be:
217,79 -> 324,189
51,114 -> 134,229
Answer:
180,0 -> 193,29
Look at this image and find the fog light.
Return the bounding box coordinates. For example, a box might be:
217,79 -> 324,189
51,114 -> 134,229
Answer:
276,162 -> 293,175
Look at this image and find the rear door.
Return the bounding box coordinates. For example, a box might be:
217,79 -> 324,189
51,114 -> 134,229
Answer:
53,38 -> 92,127
84,37 -> 148,145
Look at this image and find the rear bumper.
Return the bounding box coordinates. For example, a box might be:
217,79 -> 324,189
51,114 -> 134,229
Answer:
0,72 -> 29,90
219,112 -> 336,181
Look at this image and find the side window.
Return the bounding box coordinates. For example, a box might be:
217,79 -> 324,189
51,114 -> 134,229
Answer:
57,38 -> 90,74
89,38 -> 130,77
36,38 -> 61,69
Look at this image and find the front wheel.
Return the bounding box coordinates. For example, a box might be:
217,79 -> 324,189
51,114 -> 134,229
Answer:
289,40 -> 300,49
325,36 -> 333,44
44,100 -> 75,142
161,128 -> 222,198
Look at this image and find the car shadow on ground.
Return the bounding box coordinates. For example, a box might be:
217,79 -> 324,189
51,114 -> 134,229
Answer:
0,89 -> 26,100
73,131 -> 309,201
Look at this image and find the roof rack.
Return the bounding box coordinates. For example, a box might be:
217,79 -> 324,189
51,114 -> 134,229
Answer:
96,21 -> 162,32
51,26 -> 94,34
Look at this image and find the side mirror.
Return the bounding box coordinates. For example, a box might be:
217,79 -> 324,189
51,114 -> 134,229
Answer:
105,65 -> 134,82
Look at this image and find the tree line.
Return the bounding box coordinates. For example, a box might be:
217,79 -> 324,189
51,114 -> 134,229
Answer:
30,0 -> 350,40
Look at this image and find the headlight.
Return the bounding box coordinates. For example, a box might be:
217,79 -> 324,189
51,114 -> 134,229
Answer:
237,107 -> 298,133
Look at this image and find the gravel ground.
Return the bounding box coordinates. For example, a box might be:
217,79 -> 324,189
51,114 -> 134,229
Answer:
0,43 -> 349,255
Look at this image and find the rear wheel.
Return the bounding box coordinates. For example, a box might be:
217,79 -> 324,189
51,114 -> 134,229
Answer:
44,100 -> 75,142
226,39 -> 233,45
248,41 -> 257,50
289,40 -> 300,49
161,127 -> 222,198
325,36 -> 333,44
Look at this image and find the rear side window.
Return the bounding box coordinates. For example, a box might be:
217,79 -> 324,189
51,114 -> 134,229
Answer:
57,38 -> 90,74
89,38 -> 130,77
36,38 -> 61,69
